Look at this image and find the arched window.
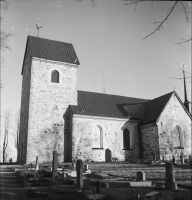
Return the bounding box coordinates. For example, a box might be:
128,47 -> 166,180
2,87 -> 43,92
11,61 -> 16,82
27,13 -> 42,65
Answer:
93,126 -> 103,148
173,126 -> 183,148
51,70 -> 59,83
123,128 -> 131,149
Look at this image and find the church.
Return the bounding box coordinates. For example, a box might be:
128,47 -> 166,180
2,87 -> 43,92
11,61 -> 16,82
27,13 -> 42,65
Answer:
18,36 -> 191,164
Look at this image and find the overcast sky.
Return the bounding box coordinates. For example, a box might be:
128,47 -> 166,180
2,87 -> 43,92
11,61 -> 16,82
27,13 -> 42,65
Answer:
1,0 -> 191,117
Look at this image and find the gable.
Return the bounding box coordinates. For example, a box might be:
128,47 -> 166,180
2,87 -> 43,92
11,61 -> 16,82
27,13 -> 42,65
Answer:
157,92 -> 192,124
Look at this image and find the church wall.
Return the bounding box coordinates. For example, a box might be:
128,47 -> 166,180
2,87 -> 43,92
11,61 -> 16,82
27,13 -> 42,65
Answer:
25,58 -> 78,164
69,115 -> 140,162
18,45 -> 32,164
140,124 -> 159,160
156,94 -> 191,161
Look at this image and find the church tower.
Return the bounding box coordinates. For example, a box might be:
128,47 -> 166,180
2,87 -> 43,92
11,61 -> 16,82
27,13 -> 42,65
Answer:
18,36 -> 80,164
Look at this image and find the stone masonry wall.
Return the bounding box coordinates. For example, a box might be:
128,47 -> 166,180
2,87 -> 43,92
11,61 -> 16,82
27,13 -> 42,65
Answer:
140,124 -> 159,160
157,94 -> 191,161
25,58 -> 78,164
18,44 -> 32,164
67,115 -> 140,162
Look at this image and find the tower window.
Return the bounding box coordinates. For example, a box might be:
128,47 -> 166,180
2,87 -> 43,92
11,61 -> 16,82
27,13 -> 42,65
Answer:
51,70 -> 59,83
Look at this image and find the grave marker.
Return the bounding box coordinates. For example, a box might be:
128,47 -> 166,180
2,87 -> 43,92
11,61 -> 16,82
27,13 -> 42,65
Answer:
105,148 -> 112,162
84,164 -> 89,172
189,155 -> 192,166
72,162 -> 76,170
180,155 -> 184,164
77,159 -> 83,189
96,181 -> 102,194
35,156 -> 39,171
52,150 -> 58,178
165,162 -> 177,190
137,171 -> 146,181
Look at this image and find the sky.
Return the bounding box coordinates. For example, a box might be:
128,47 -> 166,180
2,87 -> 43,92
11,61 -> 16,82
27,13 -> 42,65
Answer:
1,0 -> 191,118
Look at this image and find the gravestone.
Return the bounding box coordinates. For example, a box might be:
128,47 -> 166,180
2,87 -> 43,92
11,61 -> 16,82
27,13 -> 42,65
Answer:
72,162 -> 76,170
84,164 -> 89,172
172,156 -> 175,163
137,171 -> 146,181
52,150 -> 58,178
35,156 -> 39,171
165,162 -> 177,190
105,148 -> 112,162
60,172 -> 68,183
180,155 -> 184,164
77,159 -> 83,189
189,155 -> 192,166
96,181 -> 102,194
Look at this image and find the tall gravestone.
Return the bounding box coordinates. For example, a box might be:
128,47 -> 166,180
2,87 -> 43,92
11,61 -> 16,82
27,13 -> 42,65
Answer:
52,150 -> 58,178
165,163 -> 177,190
35,156 -> 39,170
105,149 -> 112,162
77,159 -> 83,189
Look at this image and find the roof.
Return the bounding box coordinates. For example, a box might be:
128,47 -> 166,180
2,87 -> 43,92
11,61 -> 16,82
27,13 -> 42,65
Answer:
69,91 -> 149,119
21,35 -> 80,74
141,91 -> 174,125
68,90 -> 191,124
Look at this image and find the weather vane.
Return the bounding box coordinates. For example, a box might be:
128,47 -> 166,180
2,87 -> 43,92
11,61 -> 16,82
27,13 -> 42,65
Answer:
36,19 -> 43,37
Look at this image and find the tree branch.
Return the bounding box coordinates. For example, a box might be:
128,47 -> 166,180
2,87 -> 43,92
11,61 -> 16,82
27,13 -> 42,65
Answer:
142,1 -> 179,40
174,37 -> 192,44
180,1 -> 190,23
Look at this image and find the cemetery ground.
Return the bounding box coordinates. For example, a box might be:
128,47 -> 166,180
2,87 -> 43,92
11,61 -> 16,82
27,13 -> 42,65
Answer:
0,161 -> 191,200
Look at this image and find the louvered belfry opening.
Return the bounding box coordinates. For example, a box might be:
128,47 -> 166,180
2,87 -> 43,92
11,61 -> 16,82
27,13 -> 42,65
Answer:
123,128 -> 131,149
51,70 -> 59,83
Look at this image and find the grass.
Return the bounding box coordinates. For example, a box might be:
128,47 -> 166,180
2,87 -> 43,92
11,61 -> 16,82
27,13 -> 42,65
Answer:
85,162 -> 192,187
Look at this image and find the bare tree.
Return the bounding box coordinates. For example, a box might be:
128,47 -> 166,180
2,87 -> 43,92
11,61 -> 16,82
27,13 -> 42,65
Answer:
14,110 -> 20,163
123,0 -> 191,43
2,109 -> 12,163
76,1 -> 191,44
0,0 -> 14,88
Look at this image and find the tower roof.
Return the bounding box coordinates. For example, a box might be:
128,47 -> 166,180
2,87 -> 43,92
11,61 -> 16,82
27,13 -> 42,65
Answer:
21,36 -> 80,74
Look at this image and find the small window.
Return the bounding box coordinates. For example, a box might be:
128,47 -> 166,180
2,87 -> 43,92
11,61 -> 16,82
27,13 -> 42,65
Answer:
93,126 -> 103,148
51,70 -> 59,83
123,128 -> 131,149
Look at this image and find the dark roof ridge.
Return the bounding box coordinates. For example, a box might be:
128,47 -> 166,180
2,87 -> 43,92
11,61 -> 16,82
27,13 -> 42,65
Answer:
28,35 -> 73,45
143,91 -> 174,105
77,90 -> 149,101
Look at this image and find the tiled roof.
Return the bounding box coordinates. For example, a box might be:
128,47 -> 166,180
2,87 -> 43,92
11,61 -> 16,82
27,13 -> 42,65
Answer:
141,91 -> 174,125
22,35 -> 80,74
69,91 -> 190,124
70,91 -> 148,119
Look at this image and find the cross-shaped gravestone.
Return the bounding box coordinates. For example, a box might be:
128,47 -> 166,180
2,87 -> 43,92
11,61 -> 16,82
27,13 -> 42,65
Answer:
77,159 -> 83,189
52,150 -> 58,178
165,162 -> 177,190
136,171 -> 146,181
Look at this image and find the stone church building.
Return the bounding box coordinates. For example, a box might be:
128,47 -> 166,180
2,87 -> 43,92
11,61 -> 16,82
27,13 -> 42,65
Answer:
18,36 -> 191,164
